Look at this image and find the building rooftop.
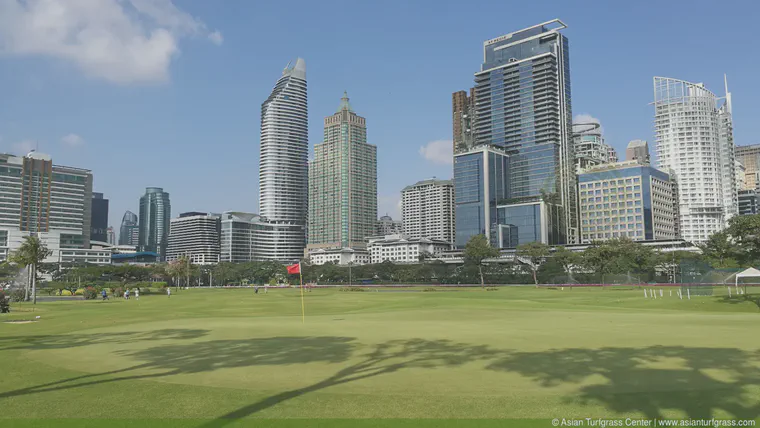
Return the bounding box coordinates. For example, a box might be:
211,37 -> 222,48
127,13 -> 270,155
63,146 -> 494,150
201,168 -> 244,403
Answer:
402,178 -> 453,191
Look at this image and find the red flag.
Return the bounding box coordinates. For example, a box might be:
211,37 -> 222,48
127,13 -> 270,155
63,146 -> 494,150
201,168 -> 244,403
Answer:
287,263 -> 300,274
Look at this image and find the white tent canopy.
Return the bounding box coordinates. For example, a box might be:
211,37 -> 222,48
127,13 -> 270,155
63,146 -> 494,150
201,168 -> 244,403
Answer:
734,267 -> 760,291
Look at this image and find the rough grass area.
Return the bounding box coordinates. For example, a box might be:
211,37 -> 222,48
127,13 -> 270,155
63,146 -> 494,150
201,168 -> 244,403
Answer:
1,286 -> 759,427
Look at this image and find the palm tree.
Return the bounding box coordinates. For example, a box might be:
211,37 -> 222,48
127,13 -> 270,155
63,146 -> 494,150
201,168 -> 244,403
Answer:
9,236 -> 52,304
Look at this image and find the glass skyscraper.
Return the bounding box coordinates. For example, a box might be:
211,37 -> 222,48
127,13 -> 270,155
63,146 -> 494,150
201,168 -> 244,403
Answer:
138,187 -> 171,260
454,19 -> 576,248
258,58 -> 308,261
118,210 -> 139,246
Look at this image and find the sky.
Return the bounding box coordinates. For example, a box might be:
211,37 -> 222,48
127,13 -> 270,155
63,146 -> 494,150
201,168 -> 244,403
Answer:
0,0 -> 757,236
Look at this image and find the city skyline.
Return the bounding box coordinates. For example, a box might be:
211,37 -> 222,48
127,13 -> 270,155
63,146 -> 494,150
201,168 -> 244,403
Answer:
0,1 -> 758,232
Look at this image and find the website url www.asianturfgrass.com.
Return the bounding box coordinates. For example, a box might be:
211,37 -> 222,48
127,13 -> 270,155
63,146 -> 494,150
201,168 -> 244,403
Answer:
551,418 -> 757,427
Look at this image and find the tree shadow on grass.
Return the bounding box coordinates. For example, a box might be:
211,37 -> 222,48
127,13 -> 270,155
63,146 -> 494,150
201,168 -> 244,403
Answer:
716,294 -> 760,311
487,346 -> 760,420
0,328 -> 210,352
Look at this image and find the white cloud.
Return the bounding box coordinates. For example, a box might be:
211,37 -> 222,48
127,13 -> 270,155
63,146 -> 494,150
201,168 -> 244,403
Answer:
0,0 -> 223,84
419,140 -> 453,165
208,31 -> 224,46
61,133 -> 85,147
11,140 -> 36,155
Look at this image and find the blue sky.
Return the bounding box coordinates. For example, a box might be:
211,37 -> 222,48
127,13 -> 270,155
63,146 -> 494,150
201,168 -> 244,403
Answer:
0,0 -> 756,232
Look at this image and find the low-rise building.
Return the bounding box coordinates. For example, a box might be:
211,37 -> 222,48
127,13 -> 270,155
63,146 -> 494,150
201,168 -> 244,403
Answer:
739,190 -> 759,215
308,248 -> 370,265
376,215 -> 403,236
367,234 -> 451,264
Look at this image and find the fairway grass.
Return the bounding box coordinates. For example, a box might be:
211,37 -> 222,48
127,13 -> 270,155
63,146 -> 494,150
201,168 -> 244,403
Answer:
1,287 -> 759,427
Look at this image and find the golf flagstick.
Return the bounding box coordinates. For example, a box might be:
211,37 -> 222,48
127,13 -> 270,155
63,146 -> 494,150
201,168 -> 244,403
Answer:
299,262 -> 305,324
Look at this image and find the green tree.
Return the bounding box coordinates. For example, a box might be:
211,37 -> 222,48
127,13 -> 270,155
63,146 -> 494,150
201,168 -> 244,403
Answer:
701,231 -> 738,268
552,246 -> 580,281
516,242 -> 550,286
723,214 -> 760,264
9,236 -> 52,303
463,235 -> 500,287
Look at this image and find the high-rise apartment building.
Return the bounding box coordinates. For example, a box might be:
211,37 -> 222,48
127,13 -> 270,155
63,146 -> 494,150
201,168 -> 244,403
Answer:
0,152 -> 108,263
452,89 -> 476,154
653,76 -> 737,243
376,215 -> 403,236
258,58 -> 308,262
166,212 -> 221,265
119,210 -> 139,246
138,187 -> 171,260
572,121 -> 616,173
308,92 -> 377,251
401,178 -> 455,245
626,140 -> 650,164
90,192 -> 109,243
106,226 -> 116,245
578,161 -> 677,243
735,144 -> 760,191
455,19 -> 576,247
736,161 -> 747,192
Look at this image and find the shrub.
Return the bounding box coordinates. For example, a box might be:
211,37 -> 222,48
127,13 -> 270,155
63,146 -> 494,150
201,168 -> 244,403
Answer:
8,288 -> 26,302
73,288 -> 85,296
60,289 -> 72,296
0,291 -> 9,313
83,287 -> 98,300
339,286 -> 365,292
486,287 -> 499,291
422,287 -> 437,292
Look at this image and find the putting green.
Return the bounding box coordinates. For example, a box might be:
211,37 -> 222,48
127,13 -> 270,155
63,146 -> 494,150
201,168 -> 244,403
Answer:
2,287 -> 760,424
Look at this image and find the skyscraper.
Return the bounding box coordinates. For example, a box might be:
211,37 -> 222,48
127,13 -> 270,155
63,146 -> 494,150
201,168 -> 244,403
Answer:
401,178 -> 455,244
308,92 -> 377,251
452,89 -> 476,154
106,226 -> 116,245
572,120 -> 616,173
138,187 -> 171,260
735,144 -> 760,190
653,76 -> 737,243
455,19 -> 575,247
90,192 -> 109,243
258,58 -> 308,261
166,212 -> 221,265
626,140 -> 650,164
118,210 -> 139,246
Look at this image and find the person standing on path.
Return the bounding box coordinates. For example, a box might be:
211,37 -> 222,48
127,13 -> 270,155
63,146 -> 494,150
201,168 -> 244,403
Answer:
135,288 -> 139,300
167,287 -> 171,298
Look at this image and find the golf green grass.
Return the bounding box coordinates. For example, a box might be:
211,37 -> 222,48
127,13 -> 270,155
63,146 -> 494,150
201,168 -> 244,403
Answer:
1,286 -> 759,427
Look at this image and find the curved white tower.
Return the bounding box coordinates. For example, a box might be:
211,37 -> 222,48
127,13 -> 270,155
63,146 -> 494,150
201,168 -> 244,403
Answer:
653,76 -> 736,244
258,58 -> 308,261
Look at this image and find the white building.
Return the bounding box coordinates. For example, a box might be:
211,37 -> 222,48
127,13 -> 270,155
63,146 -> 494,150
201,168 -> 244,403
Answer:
258,58 -> 308,262
166,213 -> 221,265
401,178 -> 455,244
308,248 -> 370,266
653,76 -> 737,244
367,234 -> 451,264
572,120 -> 617,174
376,215 -> 403,236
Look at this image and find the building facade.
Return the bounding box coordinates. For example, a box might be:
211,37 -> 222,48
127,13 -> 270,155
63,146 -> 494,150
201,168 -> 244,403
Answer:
376,215 -> 403,236
452,89 -> 476,154
138,187 -> 171,260
578,161 -> 677,243
735,144 -> 760,191
308,247 -> 370,266
460,19 -> 576,247
367,235 -> 451,264
401,178 -> 455,244
258,58 -> 308,262
572,121 -> 616,173
220,212 -> 258,263
90,192 -> 109,243
308,92 -> 377,251
653,77 -> 737,243
166,212 -> 221,265
738,190 -> 758,216
106,226 -> 116,245
119,210 -> 139,246
0,152 -> 97,262
626,140 -> 650,163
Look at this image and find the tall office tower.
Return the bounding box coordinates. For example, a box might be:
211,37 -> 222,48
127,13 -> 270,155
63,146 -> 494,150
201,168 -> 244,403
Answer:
376,215 -> 403,236
452,89 -> 476,154
90,192 -> 109,243
626,140 -> 650,164
572,120 -> 616,172
578,161 -> 677,243
653,76 -> 737,244
106,226 -> 116,245
166,212 -> 221,265
308,92 -> 377,251
735,144 -> 760,190
0,152 -> 93,261
401,178 -> 455,244
456,19 -> 575,247
138,187 -> 171,260
258,58 -> 308,261
220,212 -> 259,263
118,210 -> 139,246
